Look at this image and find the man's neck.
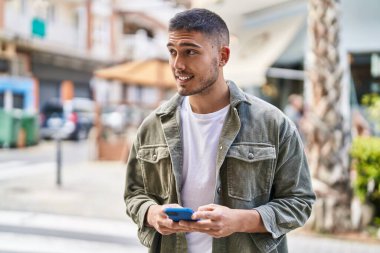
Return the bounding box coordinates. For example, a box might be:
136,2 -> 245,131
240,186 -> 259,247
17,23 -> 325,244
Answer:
188,80 -> 230,114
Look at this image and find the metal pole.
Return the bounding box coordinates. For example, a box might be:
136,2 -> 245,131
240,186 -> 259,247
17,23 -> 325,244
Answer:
56,136 -> 62,186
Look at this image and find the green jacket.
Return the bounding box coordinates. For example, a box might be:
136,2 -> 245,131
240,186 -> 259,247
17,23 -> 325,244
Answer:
124,81 -> 315,253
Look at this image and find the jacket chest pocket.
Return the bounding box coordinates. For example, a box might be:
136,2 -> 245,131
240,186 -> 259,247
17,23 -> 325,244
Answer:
137,146 -> 172,199
226,143 -> 276,201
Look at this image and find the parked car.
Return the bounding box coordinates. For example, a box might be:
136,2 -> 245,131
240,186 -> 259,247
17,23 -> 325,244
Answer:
101,104 -> 151,134
40,98 -> 95,140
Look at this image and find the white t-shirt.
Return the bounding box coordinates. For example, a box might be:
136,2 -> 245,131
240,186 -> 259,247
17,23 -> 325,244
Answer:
180,96 -> 230,253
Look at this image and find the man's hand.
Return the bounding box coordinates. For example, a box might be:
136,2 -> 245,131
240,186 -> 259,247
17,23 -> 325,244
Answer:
178,204 -> 267,238
146,204 -> 192,235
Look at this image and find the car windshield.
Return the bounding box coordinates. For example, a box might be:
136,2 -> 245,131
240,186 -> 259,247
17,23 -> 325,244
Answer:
42,103 -> 63,117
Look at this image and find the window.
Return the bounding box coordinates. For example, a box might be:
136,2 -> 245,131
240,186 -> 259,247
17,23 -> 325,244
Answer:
13,93 -> 24,109
0,59 -> 10,73
351,53 -> 380,104
0,92 -> 4,108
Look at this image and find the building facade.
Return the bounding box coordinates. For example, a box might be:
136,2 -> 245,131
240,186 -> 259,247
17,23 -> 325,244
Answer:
0,0 -> 117,111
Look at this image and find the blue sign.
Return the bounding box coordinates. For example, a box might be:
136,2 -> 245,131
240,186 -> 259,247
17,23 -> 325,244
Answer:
32,17 -> 46,38
0,77 -> 34,111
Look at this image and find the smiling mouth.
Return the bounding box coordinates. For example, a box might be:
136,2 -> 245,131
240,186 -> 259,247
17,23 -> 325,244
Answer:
176,74 -> 194,82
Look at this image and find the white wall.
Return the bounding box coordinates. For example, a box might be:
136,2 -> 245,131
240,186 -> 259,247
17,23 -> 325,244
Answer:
91,0 -> 112,59
4,0 -> 82,49
341,0 -> 380,52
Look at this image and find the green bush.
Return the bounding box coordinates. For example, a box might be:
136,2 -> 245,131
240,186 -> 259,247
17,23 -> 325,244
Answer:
351,137 -> 380,210
362,93 -> 380,133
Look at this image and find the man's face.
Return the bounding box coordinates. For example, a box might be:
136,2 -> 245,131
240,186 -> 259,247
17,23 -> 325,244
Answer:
167,30 -> 221,96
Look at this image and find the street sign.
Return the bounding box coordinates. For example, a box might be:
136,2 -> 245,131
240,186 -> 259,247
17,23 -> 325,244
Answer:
32,17 -> 46,38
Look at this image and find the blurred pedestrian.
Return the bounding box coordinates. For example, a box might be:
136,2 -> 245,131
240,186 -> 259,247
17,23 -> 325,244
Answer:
352,108 -> 371,137
124,8 -> 315,253
284,94 -> 303,130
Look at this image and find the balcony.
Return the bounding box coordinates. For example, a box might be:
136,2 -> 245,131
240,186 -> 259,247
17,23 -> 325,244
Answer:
118,31 -> 168,61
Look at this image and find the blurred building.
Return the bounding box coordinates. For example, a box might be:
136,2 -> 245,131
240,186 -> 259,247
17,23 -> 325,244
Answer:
89,0 -> 184,160
2,0 -> 378,123
0,0 -> 119,112
92,0 -> 183,109
0,0 -> 185,110
0,0 -> 183,149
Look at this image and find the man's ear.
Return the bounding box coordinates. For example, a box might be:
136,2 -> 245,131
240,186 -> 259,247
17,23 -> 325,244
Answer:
219,46 -> 230,67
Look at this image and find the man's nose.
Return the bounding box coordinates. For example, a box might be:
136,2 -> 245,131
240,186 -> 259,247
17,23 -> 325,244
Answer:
172,55 -> 185,71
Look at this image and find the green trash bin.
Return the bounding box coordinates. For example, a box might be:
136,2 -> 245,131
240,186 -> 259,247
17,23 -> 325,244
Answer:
0,109 -> 22,148
21,113 -> 39,146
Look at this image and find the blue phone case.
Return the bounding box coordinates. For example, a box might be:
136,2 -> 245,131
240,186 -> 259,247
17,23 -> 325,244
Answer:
164,207 -> 197,222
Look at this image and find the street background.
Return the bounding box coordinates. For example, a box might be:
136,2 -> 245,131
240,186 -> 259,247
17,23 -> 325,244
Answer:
1,0 -> 380,252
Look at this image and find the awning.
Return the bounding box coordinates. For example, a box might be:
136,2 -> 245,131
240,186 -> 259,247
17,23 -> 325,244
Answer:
224,14 -> 306,87
94,59 -> 176,89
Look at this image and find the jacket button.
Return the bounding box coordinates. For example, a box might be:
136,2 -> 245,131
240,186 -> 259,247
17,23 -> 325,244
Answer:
248,153 -> 254,159
153,154 -> 157,160
217,187 -> 222,194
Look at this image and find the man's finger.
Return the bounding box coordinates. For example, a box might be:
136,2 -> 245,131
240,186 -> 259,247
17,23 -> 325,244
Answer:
193,210 -> 220,220
157,217 -> 175,228
179,219 -> 221,231
197,204 -> 217,211
193,227 -> 220,234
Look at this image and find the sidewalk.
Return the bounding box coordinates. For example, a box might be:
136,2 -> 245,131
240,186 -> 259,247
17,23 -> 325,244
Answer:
1,156 -> 380,253
0,158 -> 146,252
0,210 -> 144,253
0,160 -> 128,220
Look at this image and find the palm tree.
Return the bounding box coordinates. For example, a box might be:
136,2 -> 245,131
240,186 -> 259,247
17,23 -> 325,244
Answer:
304,0 -> 351,232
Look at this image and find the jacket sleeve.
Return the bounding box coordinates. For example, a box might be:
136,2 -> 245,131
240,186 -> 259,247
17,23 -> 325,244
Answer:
254,123 -> 316,239
124,137 -> 158,247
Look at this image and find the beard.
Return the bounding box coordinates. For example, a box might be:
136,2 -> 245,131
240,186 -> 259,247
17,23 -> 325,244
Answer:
178,58 -> 219,96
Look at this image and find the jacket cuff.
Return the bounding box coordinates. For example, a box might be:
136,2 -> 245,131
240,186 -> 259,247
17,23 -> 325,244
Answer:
138,200 -> 158,229
254,205 -> 283,239
136,200 -> 158,247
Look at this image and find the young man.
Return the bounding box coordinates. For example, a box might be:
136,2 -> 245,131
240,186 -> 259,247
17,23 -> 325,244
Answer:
124,8 -> 315,253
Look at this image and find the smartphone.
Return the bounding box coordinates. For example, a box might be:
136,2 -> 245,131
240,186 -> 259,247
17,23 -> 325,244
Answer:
164,207 -> 198,222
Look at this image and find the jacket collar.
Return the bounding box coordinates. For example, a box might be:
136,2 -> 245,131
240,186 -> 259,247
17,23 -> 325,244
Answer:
156,80 -> 250,116
227,80 -> 251,107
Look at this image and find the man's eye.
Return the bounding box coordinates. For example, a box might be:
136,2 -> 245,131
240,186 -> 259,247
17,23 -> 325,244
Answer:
187,50 -> 196,55
169,49 -> 176,55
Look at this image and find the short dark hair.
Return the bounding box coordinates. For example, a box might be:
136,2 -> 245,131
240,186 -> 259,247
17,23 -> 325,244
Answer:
169,8 -> 230,46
